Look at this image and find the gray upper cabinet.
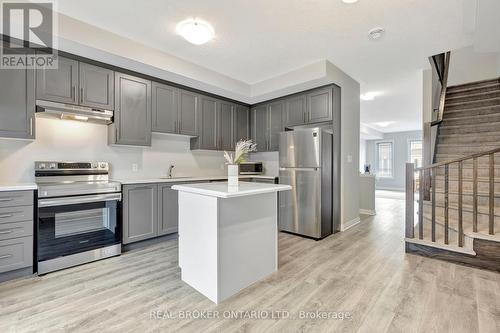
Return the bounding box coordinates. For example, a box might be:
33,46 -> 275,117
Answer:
194,96 -> 218,150
122,184 -> 158,244
268,101 -> 284,151
250,102 -> 283,152
109,73 -> 152,146
0,49 -> 35,140
158,184 -> 179,236
36,56 -> 78,105
152,82 -> 178,134
78,62 -> 114,110
251,105 -> 269,152
234,105 -> 250,142
219,101 -> 235,151
178,89 -> 198,136
284,95 -> 306,128
307,87 -> 332,123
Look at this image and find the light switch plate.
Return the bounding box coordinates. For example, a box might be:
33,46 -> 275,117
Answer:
347,155 -> 353,163
132,163 -> 139,172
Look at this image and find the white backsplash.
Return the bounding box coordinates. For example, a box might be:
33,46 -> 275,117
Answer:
0,117 -> 227,183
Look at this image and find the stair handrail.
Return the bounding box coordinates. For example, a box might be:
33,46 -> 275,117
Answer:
406,145 -> 498,251
416,146 -> 500,171
433,51 -> 451,124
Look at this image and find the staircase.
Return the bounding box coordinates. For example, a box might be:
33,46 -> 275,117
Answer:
405,73 -> 500,271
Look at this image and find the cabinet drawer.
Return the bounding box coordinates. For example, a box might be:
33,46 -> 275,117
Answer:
0,237 -> 33,273
0,191 -> 33,208
0,206 -> 33,224
0,221 -> 33,241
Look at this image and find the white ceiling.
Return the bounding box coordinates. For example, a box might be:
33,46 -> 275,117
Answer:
55,0 -> 499,133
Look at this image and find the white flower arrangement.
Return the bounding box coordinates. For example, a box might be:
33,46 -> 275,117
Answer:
224,139 -> 257,165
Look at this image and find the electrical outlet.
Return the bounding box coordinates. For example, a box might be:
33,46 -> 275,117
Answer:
132,163 -> 139,172
347,154 -> 353,163
220,163 -> 225,170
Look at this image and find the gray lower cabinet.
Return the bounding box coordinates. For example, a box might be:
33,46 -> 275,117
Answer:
234,105 -> 250,141
36,55 -> 79,105
0,47 -> 35,140
122,184 -> 158,244
158,184 -> 179,235
307,87 -> 333,124
152,82 -> 178,133
78,62 -> 114,110
218,101 -> 235,151
0,190 -> 34,280
109,73 -> 152,146
178,89 -> 198,136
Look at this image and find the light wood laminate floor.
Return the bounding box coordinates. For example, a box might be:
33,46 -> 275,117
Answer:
1,198 -> 500,333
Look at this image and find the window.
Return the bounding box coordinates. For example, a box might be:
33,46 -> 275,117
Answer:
377,142 -> 393,177
409,140 -> 423,167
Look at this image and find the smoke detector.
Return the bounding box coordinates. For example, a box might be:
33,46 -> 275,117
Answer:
368,27 -> 385,40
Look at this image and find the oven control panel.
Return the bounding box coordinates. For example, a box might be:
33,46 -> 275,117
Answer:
35,161 -> 109,171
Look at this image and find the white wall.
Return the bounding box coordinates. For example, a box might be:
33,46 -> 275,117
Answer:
448,46 -> 500,86
248,152 -> 279,177
359,139 -> 366,173
0,118 -> 227,183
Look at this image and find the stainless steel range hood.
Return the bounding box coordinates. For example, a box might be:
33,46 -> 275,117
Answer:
36,100 -> 113,125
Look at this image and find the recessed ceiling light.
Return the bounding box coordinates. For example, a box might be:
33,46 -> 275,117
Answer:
342,0 -> 359,4
368,27 -> 385,40
360,91 -> 381,101
373,121 -> 395,128
176,18 -> 215,45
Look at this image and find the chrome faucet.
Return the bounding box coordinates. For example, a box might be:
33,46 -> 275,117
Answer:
167,164 -> 175,178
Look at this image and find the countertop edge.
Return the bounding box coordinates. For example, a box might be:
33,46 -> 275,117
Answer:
0,184 -> 38,192
172,184 -> 291,199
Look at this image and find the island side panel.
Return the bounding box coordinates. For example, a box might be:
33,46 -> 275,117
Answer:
178,191 -> 219,303
218,192 -> 278,302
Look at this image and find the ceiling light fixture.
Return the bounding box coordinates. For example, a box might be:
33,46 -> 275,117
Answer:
176,18 -> 215,45
368,27 -> 385,40
342,0 -> 359,4
360,91 -> 381,101
373,121 -> 395,128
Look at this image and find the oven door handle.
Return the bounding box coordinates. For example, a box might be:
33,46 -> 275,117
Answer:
38,193 -> 122,207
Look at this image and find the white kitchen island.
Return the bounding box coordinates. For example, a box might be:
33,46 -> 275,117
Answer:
172,181 -> 291,304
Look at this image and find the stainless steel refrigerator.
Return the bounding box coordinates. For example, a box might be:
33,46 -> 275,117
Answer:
278,127 -> 335,239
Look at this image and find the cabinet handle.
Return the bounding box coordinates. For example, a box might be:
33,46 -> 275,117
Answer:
0,214 -> 13,218
0,254 -> 12,260
80,87 -> 84,104
72,86 -> 76,100
29,117 -> 33,137
0,230 -> 13,234
0,198 -> 13,202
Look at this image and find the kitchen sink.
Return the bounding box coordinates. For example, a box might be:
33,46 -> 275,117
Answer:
159,176 -> 192,180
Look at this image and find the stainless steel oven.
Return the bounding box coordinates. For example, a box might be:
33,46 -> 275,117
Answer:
35,161 -> 122,274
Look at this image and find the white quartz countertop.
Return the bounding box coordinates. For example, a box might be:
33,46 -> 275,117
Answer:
114,175 -> 278,185
0,183 -> 38,192
172,182 -> 291,198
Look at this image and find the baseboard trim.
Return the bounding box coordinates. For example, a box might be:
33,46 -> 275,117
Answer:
359,209 -> 376,216
405,238 -> 476,255
376,187 -> 405,192
122,233 -> 178,252
0,267 -> 34,283
341,217 -> 361,231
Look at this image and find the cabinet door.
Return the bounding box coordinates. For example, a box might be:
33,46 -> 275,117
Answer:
152,82 -> 178,133
284,95 -> 306,127
178,89 -> 198,136
36,56 -> 78,104
307,87 -> 332,123
158,184 -> 179,236
251,105 -> 269,152
198,96 -> 218,150
268,101 -> 284,151
79,62 -> 114,110
0,50 -> 35,139
234,105 -> 249,141
112,73 -> 152,146
123,184 -> 158,244
219,101 -> 235,151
